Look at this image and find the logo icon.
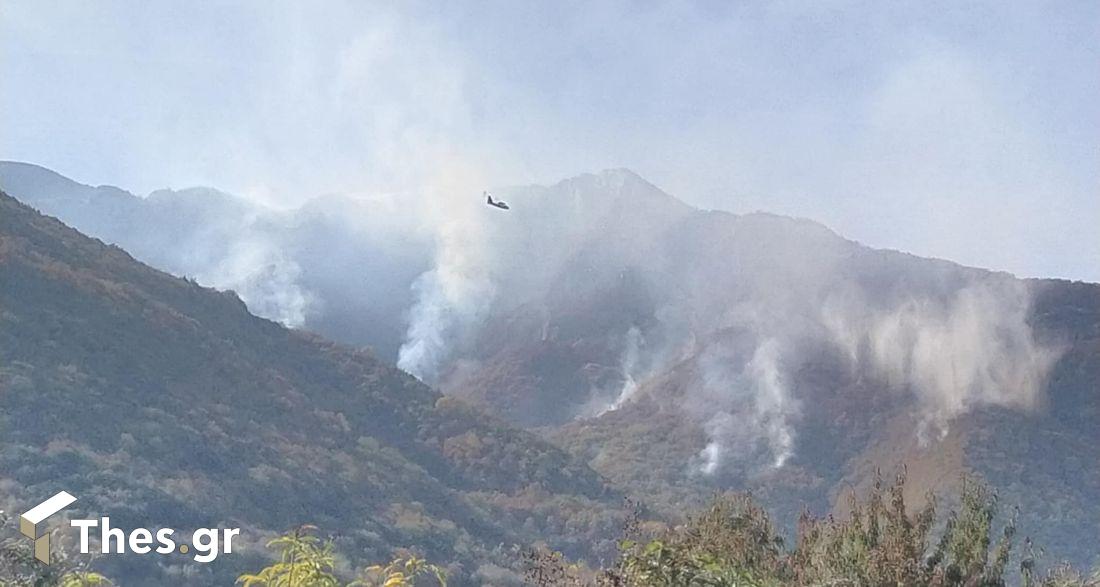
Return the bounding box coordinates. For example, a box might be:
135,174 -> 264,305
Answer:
20,491 -> 77,564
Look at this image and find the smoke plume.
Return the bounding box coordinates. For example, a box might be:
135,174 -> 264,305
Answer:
396,164 -> 496,383
199,235 -> 315,328
824,280 -> 1061,442
692,338 -> 799,475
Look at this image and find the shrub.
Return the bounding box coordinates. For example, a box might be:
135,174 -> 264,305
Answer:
525,472 -> 1098,586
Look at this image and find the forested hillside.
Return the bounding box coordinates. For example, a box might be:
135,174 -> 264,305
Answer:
0,190 -> 626,585
3,165 -> 1098,580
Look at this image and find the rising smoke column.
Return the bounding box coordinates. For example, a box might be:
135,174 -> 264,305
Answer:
826,280 -> 1061,442
203,237 -> 315,328
691,278 -> 1059,475
676,259 -> 1062,476
398,262 -> 493,382
692,338 -> 800,475
397,167 -> 496,383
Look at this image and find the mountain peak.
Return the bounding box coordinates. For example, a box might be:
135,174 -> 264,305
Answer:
596,167 -> 645,181
542,168 -> 694,217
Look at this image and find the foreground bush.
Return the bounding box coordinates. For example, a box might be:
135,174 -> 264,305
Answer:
236,525 -> 446,587
527,473 -> 1099,586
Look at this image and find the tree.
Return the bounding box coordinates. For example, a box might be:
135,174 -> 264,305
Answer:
236,525 -> 340,587
524,473 -> 1100,587
57,572 -> 113,587
349,555 -> 447,586
237,527 -> 448,587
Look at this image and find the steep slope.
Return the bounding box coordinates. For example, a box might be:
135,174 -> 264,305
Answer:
5,163 -> 1098,569
0,161 -> 431,358
0,190 -> 624,584
526,248 -> 1098,569
432,170 -> 698,425
424,174 -> 1100,568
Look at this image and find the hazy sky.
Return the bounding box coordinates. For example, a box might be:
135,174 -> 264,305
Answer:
2,1 -> 1097,281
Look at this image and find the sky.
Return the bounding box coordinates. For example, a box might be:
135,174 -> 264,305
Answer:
2,0 -> 1097,281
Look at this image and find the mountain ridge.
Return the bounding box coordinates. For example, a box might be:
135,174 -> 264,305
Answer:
0,188 -> 627,584
3,161 -> 1098,571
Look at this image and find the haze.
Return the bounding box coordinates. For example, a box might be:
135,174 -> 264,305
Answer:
2,0 -> 1097,281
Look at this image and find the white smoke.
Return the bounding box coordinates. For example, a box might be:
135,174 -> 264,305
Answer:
396,165 -> 496,383
398,263 -> 493,382
688,279 -> 1058,475
199,236 -> 315,328
692,338 -> 800,475
825,280 -> 1060,442
139,191 -> 320,329
587,326 -> 644,417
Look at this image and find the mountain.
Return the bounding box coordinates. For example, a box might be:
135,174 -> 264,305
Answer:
0,189 -> 625,585
0,161 -> 431,359
431,173 -> 1100,569
4,162 -> 1098,570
